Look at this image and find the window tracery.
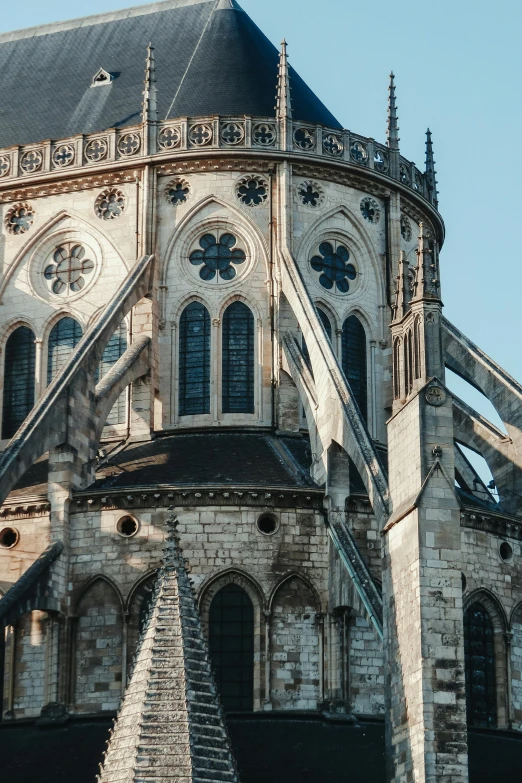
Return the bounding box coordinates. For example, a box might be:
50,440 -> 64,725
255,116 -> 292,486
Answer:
44,243 -> 94,295
464,602 -> 497,728
165,178 -> 190,205
179,302 -> 211,417
342,315 -> 367,421
158,126 -> 182,150
222,301 -> 255,414
84,137 -> 108,163
400,214 -> 412,241
4,203 -> 34,235
47,317 -> 83,384
360,197 -> 380,224
310,241 -> 357,294
2,326 -> 36,440
298,181 -> 324,208
252,123 -> 276,147
95,188 -> 126,220
236,175 -> 268,207
190,233 -> 246,283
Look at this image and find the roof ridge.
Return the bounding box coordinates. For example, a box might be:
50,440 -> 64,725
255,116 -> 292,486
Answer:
0,0 -> 212,44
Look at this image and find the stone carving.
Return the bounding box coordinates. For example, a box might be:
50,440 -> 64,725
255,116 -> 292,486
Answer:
252,122 -> 276,146
236,175 -> 268,207
84,137 -> 108,163
95,188 -> 126,220
311,241 -> 357,293
188,123 -> 213,147
360,196 -> 380,224
20,149 -> 43,174
190,232 -> 246,282
44,243 -> 95,295
158,125 -> 182,150
374,149 -> 389,172
400,214 -> 412,241
425,384 -> 446,407
399,164 -> 410,185
293,127 -> 315,151
4,202 -> 34,235
323,133 -> 343,157
350,141 -> 368,164
0,154 -> 10,177
117,132 -> 141,157
164,178 -> 190,205
220,122 -> 245,146
52,144 -> 75,168
298,180 -> 324,208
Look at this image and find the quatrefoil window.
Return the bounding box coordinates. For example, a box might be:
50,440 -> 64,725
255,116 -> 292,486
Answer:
44,243 -> 95,295
236,176 -> 268,207
190,233 -> 246,283
311,241 -> 357,294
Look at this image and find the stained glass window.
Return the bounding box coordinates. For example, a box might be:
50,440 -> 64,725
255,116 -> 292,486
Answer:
222,302 -> 254,414
2,327 -> 36,439
209,584 -> 254,712
464,602 -> 497,727
310,242 -> 357,293
179,302 -> 211,416
99,322 -> 128,425
317,308 -> 333,341
47,317 -> 83,385
342,315 -> 367,421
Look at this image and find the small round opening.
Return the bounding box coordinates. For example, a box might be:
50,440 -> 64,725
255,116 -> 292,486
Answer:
117,516 -> 139,538
257,514 -> 278,536
0,527 -> 19,548
461,573 -> 467,592
500,541 -> 513,563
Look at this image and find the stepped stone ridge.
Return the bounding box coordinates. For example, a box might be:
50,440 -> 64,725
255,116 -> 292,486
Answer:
98,511 -> 240,783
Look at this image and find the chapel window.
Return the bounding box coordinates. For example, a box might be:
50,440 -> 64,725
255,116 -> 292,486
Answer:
464,602 -> 497,728
208,584 -> 254,712
310,241 -> 357,294
222,302 -> 255,414
2,326 -> 36,440
342,315 -> 367,421
47,317 -> 83,385
179,302 -> 211,416
98,322 -> 128,425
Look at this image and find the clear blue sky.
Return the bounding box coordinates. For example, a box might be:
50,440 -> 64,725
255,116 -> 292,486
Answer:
2,0 -> 521,405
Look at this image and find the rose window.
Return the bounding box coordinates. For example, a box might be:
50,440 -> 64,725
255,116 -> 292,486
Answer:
190,233 -> 246,283
298,181 -> 324,208
95,188 -> 126,220
44,243 -> 94,295
236,176 -> 268,207
360,197 -> 380,224
165,179 -> 190,205
5,203 -> 34,235
311,241 -> 356,294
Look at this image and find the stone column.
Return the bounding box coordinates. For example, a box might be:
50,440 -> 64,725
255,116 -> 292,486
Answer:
383,385 -> 469,783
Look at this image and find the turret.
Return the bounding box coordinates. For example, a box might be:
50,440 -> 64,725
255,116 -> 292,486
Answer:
425,128 -> 439,209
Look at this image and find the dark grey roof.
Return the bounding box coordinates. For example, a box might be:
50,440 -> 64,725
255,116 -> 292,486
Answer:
0,0 -> 341,148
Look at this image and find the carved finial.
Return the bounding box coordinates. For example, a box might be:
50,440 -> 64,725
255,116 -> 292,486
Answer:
142,42 -> 158,124
411,222 -> 440,302
392,251 -> 411,321
425,128 -> 439,210
276,39 -> 292,121
387,72 -> 400,152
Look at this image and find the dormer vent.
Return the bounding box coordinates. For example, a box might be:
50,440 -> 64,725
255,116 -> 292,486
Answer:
91,68 -> 113,87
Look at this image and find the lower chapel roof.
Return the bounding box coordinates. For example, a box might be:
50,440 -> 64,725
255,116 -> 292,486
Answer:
0,0 -> 341,149
0,715 -> 521,783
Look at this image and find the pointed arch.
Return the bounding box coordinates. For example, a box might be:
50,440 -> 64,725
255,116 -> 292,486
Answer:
222,300 -> 255,414
268,571 -> 322,613
0,209 -> 130,303
161,194 -> 270,286
198,568 -> 266,612
178,300 -> 211,416
342,314 -> 368,422
74,574 -> 124,614
47,316 -> 83,385
2,325 -> 36,440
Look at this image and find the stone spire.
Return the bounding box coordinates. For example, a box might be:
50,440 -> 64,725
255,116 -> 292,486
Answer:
392,251 -> 411,321
97,512 -> 240,783
411,222 -> 440,303
386,72 -> 400,178
142,42 -> 158,124
425,128 -> 439,210
276,39 -> 292,150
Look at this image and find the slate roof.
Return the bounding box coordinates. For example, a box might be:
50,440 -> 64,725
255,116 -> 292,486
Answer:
0,0 -> 341,149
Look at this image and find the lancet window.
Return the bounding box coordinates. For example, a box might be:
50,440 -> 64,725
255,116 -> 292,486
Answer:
342,315 -> 367,421
222,302 -> 254,414
98,322 -> 128,425
208,583 -> 254,712
464,602 -> 497,728
2,326 -> 36,439
179,302 -> 211,416
47,317 -> 83,384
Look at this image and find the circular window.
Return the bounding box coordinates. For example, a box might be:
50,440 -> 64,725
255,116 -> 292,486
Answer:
44,243 -> 95,296
236,175 -> 268,207
500,541 -> 513,563
189,231 -> 246,284
117,516 -> 140,538
0,527 -> 19,548
310,241 -> 357,294
257,514 -> 279,536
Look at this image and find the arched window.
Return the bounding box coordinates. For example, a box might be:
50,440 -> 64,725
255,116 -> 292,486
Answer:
393,337 -> 401,400
222,302 -> 254,414
209,584 -> 254,711
99,322 -> 128,425
464,602 -> 497,727
47,317 -> 83,385
342,315 -> 367,421
317,307 -> 333,342
179,302 -> 211,416
2,326 -> 36,439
